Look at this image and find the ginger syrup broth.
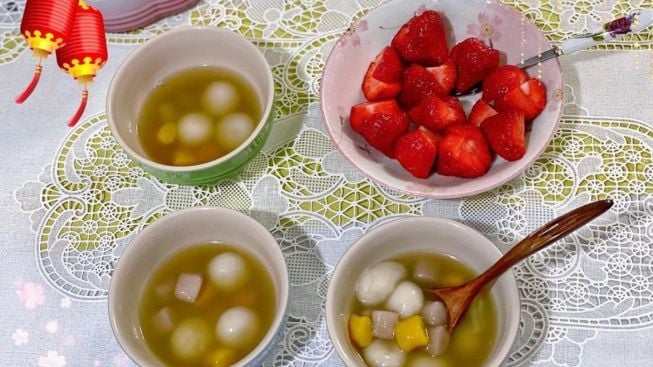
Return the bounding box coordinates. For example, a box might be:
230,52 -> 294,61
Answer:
139,243 -> 276,366
137,67 -> 261,166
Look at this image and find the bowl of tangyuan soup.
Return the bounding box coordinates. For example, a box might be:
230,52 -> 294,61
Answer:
107,26 -> 274,185
108,207 -> 289,366
326,217 -> 519,367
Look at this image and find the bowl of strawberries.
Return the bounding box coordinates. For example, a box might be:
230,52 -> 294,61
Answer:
321,0 -> 563,198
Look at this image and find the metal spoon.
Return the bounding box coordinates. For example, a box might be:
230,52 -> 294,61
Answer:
427,199 -> 613,331
455,9 -> 653,97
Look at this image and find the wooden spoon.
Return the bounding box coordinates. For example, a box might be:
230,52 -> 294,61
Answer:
427,199 -> 613,331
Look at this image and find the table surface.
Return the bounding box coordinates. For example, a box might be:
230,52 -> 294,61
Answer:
1,0 -> 653,366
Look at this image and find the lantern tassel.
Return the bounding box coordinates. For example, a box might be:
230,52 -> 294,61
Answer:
15,64 -> 43,104
67,88 -> 88,127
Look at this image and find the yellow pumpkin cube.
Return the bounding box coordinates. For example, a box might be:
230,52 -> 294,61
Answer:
394,315 -> 429,351
349,314 -> 373,348
156,122 -> 177,145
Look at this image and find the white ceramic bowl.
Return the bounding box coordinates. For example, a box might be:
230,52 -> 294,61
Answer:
107,26 -> 275,185
326,217 -> 520,366
108,207 -> 289,366
321,0 -> 564,198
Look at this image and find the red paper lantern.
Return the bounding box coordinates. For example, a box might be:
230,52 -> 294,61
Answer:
56,0 -> 108,127
16,0 -> 78,103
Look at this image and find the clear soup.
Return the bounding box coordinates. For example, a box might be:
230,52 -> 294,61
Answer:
139,243 -> 276,366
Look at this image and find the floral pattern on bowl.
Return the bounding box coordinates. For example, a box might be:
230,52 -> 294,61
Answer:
337,20 -> 369,48
467,12 -> 503,43
320,0 -> 564,199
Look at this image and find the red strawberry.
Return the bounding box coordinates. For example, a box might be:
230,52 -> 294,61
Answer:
437,124 -> 493,178
481,110 -> 526,161
362,47 -> 403,101
427,59 -> 457,95
408,95 -> 465,132
450,38 -> 500,93
495,78 -> 547,120
400,64 -> 440,107
350,100 -> 402,133
360,111 -> 410,157
391,10 -> 449,66
395,127 -> 441,179
524,79 -> 547,113
468,99 -> 498,127
482,65 -> 529,102
401,64 -> 446,107
371,47 -> 403,82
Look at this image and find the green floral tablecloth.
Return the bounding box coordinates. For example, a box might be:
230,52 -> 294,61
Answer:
1,0 -> 653,366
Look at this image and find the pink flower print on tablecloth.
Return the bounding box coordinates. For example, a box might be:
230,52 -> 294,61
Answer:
338,20 -> 368,48
62,335 -> 76,348
467,12 -> 502,43
44,320 -> 59,334
60,297 -> 71,309
11,329 -> 29,346
38,351 -> 66,367
16,281 -> 45,310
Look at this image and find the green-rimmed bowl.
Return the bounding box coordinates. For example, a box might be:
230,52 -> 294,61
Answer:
107,26 -> 274,185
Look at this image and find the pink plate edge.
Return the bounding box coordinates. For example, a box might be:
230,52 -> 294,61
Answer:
96,0 -> 199,33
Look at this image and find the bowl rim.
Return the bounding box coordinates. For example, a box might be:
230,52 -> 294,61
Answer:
325,216 -> 521,367
319,0 -> 564,199
106,26 -> 275,173
107,206 -> 290,367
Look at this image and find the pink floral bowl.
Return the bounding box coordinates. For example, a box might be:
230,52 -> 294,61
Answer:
320,0 -> 563,199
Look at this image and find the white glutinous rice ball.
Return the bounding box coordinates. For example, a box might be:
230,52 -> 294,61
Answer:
170,318 -> 211,361
216,306 -> 259,348
355,261 -> 406,306
215,113 -> 255,151
386,281 -> 424,318
203,81 -> 240,116
208,252 -> 249,292
363,339 -> 405,367
178,113 -> 212,145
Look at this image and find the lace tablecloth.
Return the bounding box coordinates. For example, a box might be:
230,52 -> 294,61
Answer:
1,0 -> 652,366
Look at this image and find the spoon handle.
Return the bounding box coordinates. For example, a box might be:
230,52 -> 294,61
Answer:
559,9 -> 653,55
516,10 -> 653,70
471,199 -> 613,290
